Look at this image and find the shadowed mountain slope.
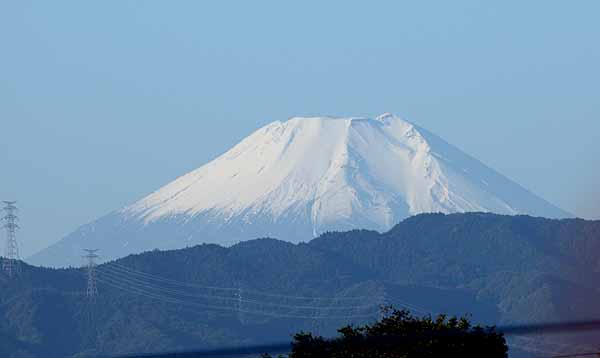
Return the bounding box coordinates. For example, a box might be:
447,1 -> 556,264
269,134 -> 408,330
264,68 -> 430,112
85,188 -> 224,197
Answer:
3,213 -> 599,357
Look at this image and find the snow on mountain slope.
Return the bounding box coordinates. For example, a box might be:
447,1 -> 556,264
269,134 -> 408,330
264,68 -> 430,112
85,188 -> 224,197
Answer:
29,114 -> 570,267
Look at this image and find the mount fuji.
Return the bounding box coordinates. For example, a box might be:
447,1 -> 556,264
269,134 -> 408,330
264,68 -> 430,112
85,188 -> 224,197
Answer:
30,114 -> 570,267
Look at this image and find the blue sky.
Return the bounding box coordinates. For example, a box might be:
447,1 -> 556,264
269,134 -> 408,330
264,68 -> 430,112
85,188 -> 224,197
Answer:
1,1 -> 598,257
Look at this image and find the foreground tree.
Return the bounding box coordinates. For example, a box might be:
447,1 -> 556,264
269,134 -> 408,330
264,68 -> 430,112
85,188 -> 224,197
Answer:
288,308 -> 508,358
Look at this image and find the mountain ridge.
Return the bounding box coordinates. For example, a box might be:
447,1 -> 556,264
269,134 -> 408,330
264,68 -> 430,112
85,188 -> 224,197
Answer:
6,213 -> 600,357
30,114 -> 569,267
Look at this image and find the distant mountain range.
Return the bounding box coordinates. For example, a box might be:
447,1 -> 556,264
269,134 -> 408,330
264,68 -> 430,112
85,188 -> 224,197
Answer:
30,114 -> 569,267
3,213 -> 599,357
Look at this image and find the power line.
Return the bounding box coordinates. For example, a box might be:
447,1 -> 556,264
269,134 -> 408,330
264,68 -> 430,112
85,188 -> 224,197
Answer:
97,266 -> 379,310
96,275 -> 380,320
98,260 -> 600,357
97,264 -> 431,314
106,261 -> 377,301
96,270 -> 380,316
96,262 -> 435,319
75,261 -> 600,357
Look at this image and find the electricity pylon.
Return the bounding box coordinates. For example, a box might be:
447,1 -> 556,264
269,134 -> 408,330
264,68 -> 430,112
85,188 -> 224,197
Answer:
83,249 -> 99,300
2,201 -> 19,277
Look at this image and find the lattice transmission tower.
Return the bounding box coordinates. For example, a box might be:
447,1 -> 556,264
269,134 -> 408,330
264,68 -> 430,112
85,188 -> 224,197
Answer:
83,249 -> 99,300
2,201 -> 19,278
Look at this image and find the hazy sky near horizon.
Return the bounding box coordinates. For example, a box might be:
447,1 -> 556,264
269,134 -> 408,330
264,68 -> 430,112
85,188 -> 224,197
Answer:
1,1 -> 599,257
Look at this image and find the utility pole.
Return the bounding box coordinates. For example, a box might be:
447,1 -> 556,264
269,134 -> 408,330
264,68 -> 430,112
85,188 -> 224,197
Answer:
83,249 -> 99,300
235,287 -> 243,323
2,201 -> 19,278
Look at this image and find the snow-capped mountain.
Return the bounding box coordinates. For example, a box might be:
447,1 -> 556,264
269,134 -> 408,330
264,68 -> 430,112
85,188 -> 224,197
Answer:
30,114 -> 570,267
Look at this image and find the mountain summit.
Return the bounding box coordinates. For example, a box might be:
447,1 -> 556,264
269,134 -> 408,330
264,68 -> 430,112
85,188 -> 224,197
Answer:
30,114 -> 569,267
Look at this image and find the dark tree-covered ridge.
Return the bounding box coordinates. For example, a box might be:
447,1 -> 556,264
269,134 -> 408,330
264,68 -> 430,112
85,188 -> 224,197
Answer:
0,213 -> 598,357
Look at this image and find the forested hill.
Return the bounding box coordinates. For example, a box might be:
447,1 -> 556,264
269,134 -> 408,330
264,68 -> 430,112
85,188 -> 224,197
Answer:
1,213 -> 599,357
